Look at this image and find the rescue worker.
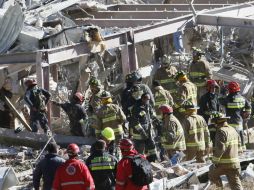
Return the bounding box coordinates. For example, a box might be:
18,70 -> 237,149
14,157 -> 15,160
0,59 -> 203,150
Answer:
174,71 -> 197,120
209,112 -> 243,190
153,54 -> 178,96
52,92 -> 88,136
116,138 -> 148,190
95,91 -> 126,141
0,77 -> 13,128
189,47 -> 212,100
182,101 -> 211,163
152,80 -> 174,119
219,81 -> 251,150
33,142 -> 65,190
52,143 -> 95,190
88,77 -> 102,113
101,127 -> 117,156
198,80 -> 220,145
24,79 -> 51,133
129,92 -> 158,162
86,140 -> 118,190
159,104 -> 186,159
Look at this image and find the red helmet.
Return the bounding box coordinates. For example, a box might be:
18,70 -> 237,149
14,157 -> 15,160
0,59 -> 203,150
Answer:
159,104 -> 173,114
119,138 -> 134,151
25,79 -> 37,87
67,143 -> 80,156
207,80 -> 218,87
228,82 -> 240,93
73,92 -> 84,103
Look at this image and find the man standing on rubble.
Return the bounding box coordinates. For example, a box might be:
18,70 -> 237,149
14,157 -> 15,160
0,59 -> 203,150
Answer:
24,79 -> 51,133
86,140 -> 118,190
159,104 -> 186,159
209,112 -> 243,190
189,47 -> 212,100
52,92 -> 87,136
95,91 -> 126,142
182,101 -> 211,163
52,143 -> 95,190
219,81 -> 251,151
153,54 -> 178,97
33,142 -> 65,190
174,71 -> 197,120
89,77 -> 103,112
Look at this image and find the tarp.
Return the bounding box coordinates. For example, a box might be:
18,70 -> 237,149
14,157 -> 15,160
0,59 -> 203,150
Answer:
0,167 -> 19,190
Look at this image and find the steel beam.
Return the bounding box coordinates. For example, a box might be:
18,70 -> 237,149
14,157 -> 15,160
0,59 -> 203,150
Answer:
0,52 -> 37,65
107,4 -> 233,11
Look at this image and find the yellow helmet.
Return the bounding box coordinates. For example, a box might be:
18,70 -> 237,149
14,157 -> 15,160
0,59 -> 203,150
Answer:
101,127 -> 115,141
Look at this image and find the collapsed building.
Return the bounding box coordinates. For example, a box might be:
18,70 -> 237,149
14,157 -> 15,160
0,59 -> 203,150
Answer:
1,0 -> 254,189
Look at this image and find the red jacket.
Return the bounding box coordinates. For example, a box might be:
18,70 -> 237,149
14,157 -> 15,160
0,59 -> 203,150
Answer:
116,150 -> 148,190
52,158 -> 95,190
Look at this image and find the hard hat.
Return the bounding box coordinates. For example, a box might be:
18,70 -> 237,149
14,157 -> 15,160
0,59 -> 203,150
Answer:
183,100 -> 199,110
119,138 -> 134,151
89,77 -> 101,87
174,71 -> 186,80
211,111 -> 230,123
161,54 -> 171,65
227,81 -> 240,93
207,79 -> 219,88
159,104 -> 173,114
67,143 -> 80,156
101,127 -> 115,141
25,79 -> 37,87
192,47 -> 204,55
100,91 -> 111,99
73,92 -> 84,103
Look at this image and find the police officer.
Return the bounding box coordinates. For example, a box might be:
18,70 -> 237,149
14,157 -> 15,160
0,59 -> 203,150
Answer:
86,140 -> 118,190
24,79 -> 51,133
52,92 -> 88,136
219,81 -> 251,151
182,101 -> 211,163
209,112 -> 243,190
153,54 -> 178,97
189,47 -> 212,100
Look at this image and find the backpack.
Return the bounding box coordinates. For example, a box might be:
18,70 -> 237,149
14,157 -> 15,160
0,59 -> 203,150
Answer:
125,155 -> 153,186
31,88 -> 46,111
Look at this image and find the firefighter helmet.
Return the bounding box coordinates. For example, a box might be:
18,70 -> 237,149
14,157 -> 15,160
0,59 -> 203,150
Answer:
100,91 -> 111,99
192,47 -> 204,56
211,111 -> 230,123
25,79 -> 37,87
101,127 -> 115,141
131,71 -> 142,82
183,100 -> 199,110
159,104 -> 173,114
207,79 -> 219,88
119,138 -> 134,151
125,73 -> 132,83
67,143 -> 80,156
89,77 -> 101,86
73,92 -> 84,103
174,71 -> 186,80
228,81 -> 240,93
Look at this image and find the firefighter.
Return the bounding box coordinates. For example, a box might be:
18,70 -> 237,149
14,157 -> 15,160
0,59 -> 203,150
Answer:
95,91 -> 126,142
174,71 -> 197,120
159,104 -> 186,159
52,143 -> 95,190
153,54 -> 178,96
129,92 -> 158,162
189,47 -> 212,100
52,92 -> 88,136
209,112 -> 243,190
24,79 -> 51,133
86,140 -> 118,190
152,80 -> 174,119
116,138 -> 148,190
0,77 -> 13,129
182,101 -> 211,163
88,77 -> 102,113
219,81 -> 251,150
198,80 -> 220,145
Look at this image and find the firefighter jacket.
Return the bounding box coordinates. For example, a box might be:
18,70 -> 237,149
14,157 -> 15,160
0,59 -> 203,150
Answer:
116,149 -> 148,190
161,114 -> 186,151
129,100 -> 157,140
89,90 -> 102,113
96,103 -> 126,137
175,80 -> 197,113
86,150 -> 118,190
153,66 -> 178,94
33,153 -> 65,190
57,102 -> 88,136
182,113 -> 210,151
212,123 -> 241,169
154,86 -> 174,118
189,59 -> 212,87
52,158 -> 95,190
198,92 -> 220,123
219,92 -> 251,130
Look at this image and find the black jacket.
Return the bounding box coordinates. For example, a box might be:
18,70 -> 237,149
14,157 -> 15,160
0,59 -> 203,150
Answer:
33,153 -> 65,190
86,150 -> 118,190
